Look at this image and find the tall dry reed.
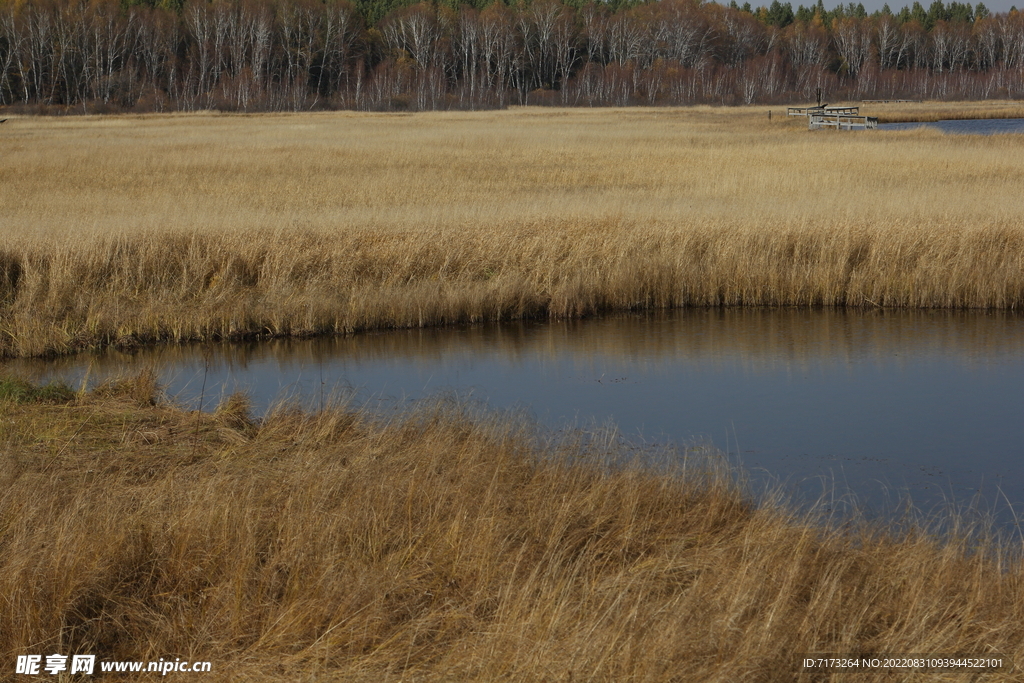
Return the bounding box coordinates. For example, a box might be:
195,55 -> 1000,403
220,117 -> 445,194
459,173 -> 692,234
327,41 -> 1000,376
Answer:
1,378 -> 1021,681
2,105 -> 1023,357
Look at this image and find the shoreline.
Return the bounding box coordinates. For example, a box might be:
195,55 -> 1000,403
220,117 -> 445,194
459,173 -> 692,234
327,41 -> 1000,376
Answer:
3,221 -> 1024,359
4,106 -> 1023,359
1,376 -> 1022,680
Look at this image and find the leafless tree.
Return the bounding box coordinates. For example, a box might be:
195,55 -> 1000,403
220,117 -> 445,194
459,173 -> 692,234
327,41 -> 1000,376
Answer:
833,17 -> 871,78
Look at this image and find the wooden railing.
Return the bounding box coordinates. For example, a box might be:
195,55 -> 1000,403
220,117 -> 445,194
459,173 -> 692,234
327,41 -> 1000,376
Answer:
808,113 -> 878,130
788,105 -> 861,117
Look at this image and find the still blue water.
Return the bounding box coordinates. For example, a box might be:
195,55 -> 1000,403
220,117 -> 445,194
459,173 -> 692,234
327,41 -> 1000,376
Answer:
10,309 -> 1024,526
879,117 -> 1024,134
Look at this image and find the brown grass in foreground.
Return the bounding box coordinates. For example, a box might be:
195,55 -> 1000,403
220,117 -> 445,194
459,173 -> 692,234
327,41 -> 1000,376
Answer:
1,375 -> 1022,681
2,105 -> 1024,357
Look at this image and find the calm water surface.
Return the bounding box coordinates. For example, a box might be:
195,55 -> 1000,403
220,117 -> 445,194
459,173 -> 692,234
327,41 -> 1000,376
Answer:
9,309 -> 1024,523
879,117 -> 1024,134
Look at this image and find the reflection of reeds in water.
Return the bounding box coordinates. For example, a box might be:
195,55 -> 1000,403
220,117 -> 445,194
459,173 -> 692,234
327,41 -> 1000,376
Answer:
2,382 -> 1021,681
11,309 -> 1024,384
3,107 -> 1024,358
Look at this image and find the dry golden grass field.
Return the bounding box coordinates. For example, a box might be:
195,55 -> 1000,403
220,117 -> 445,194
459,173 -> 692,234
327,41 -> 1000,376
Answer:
1,103 -> 1023,357
1,376 -> 1022,682
3,106 -> 1024,680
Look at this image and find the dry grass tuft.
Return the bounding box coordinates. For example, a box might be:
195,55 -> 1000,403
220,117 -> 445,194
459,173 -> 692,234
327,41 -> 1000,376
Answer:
215,391 -> 254,432
90,368 -> 162,407
0,378 -> 1022,681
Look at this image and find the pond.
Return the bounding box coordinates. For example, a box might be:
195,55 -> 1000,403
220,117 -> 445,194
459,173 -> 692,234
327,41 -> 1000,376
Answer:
879,117 -> 1024,134
9,308 -> 1024,528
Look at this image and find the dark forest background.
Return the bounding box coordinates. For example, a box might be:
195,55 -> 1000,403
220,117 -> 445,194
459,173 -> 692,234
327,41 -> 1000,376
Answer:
2,0 -> 1024,112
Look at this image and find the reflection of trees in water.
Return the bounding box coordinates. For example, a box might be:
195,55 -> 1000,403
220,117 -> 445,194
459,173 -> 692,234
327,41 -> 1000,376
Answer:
13,309 -> 1024,382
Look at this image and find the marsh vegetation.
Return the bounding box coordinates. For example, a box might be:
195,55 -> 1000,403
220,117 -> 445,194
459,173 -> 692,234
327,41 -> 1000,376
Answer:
3,103 -> 1024,679
2,105 -> 1024,358
1,377 -> 1022,681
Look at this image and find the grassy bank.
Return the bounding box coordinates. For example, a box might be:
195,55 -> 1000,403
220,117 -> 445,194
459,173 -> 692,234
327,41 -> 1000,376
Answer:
1,376 -> 1022,681
2,105 -> 1024,357
866,100 -> 1024,124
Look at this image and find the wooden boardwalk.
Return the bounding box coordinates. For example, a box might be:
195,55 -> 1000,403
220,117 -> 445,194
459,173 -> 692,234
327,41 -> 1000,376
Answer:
808,113 -> 878,130
787,105 -> 877,130
788,105 -> 861,117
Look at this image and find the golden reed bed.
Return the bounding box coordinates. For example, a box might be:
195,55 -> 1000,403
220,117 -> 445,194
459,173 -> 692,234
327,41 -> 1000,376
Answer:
1,377 -> 1021,682
1,104 -> 1023,357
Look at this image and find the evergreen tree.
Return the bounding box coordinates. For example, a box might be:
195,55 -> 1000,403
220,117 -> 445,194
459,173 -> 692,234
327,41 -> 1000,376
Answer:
911,1 -> 928,25
926,0 -> 947,28
766,0 -> 795,26
947,1 -> 973,21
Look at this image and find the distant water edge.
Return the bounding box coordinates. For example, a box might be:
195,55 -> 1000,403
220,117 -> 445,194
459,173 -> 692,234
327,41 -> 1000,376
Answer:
878,118 -> 1024,134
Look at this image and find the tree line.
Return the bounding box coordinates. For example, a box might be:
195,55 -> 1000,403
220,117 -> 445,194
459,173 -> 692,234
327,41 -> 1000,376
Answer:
2,0 -> 1024,112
